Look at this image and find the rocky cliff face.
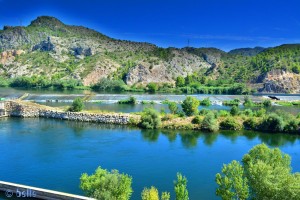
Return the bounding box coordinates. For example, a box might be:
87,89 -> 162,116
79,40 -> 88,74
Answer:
1,16 -> 300,93
258,70 -> 300,93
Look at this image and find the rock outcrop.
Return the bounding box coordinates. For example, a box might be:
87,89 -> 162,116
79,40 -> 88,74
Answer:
258,70 -> 300,93
4,100 -> 131,124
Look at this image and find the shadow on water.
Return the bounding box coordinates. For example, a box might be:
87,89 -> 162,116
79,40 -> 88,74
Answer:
3,117 -> 299,148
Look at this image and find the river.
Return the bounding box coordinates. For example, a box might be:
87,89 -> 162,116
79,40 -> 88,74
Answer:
0,118 -> 299,200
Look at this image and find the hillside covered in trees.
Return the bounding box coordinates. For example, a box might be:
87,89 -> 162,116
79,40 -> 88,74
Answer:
1,16 -> 300,93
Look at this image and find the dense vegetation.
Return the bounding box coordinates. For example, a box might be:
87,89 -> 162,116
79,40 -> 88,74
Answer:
148,96 -> 300,134
80,166 -> 189,200
216,144 -> 300,200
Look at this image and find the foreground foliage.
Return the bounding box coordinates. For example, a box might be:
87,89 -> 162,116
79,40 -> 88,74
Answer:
216,144 -> 300,200
80,166 -> 133,200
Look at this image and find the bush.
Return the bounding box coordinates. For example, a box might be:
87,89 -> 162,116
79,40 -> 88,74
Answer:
139,108 -> 161,129
118,96 -> 137,104
243,117 -> 258,130
69,98 -> 84,112
80,166 -> 133,200
199,109 -> 210,115
200,97 -> 211,106
220,118 -> 242,130
141,186 -> 159,200
223,98 -> 240,106
263,99 -> 272,107
147,82 -> 158,93
284,120 -> 299,133
201,112 -> 219,132
182,96 -> 200,116
243,109 -> 253,116
174,173 -> 189,200
218,110 -> 230,117
259,113 -> 285,132
230,106 -> 239,116
176,76 -> 185,87
255,108 -> 266,117
168,102 -> 178,114
92,78 -> 126,91
243,96 -> 254,107
192,115 -> 202,124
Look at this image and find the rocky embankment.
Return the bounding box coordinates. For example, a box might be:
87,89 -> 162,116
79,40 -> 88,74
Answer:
4,100 -> 131,124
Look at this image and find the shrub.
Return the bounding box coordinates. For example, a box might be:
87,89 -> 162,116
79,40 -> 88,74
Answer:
284,120 -> 299,133
230,106 -> 239,116
141,186 -> 159,200
161,192 -> 170,200
259,113 -> 285,132
147,82 -> 158,93
201,112 -> 219,132
168,102 -> 178,114
218,110 -> 230,117
139,108 -> 161,129
243,109 -> 253,116
174,173 -> 189,200
192,115 -> 202,124
182,96 -> 200,116
200,97 -> 211,106
176,76 -> 185,87
69,98 -> 84,112
118,96 -> 137,104
243,118 -> 258,130
263,99 -> 272,107
223,98 -> 240,106
220,118 -> 242,130
92,78 -> 126,91
199,109 -> 210,115
255,108 -> 266,117
80,166 -> 133,200
243,96 -> 254,107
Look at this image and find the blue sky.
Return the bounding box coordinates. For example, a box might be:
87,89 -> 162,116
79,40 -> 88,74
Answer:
0,0 -> 300,51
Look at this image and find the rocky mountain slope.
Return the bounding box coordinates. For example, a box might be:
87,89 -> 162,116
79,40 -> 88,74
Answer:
1,16 -> 300,93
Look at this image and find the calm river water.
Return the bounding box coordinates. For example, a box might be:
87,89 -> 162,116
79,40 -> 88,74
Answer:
0,118 -> 299,199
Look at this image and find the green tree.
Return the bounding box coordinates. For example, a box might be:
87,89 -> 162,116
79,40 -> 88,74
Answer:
174,173 -> 189,200
216,144 -> 300,200
168,102 -> 178,114
182,96 -> 200,116
242,144 -> 300,199
80,166 -> 133,200
216,161 -> 249,200
161,192 -> 170,200
176,76 -> 185,87
141,186 -> 159,200
69,97 -> 84,112
139,108 -> 161,129
147,82 -> 159,93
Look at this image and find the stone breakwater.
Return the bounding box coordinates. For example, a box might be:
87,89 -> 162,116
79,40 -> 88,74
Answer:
4,100 -> 130,124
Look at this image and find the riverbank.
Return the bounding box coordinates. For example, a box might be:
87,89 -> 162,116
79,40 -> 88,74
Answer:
3,100 -> 132,125
2,99 -> 300,134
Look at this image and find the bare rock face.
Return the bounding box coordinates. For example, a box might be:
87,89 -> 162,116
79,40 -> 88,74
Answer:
0,49 -> 25,64
259,69 -> 300,93
32,37 -> 55,52
72,47 -> 92,57
0,26 -> 31,50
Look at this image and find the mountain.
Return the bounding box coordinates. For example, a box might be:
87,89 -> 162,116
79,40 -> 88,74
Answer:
228,47 -> 266,56
1,16 -> 300,93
